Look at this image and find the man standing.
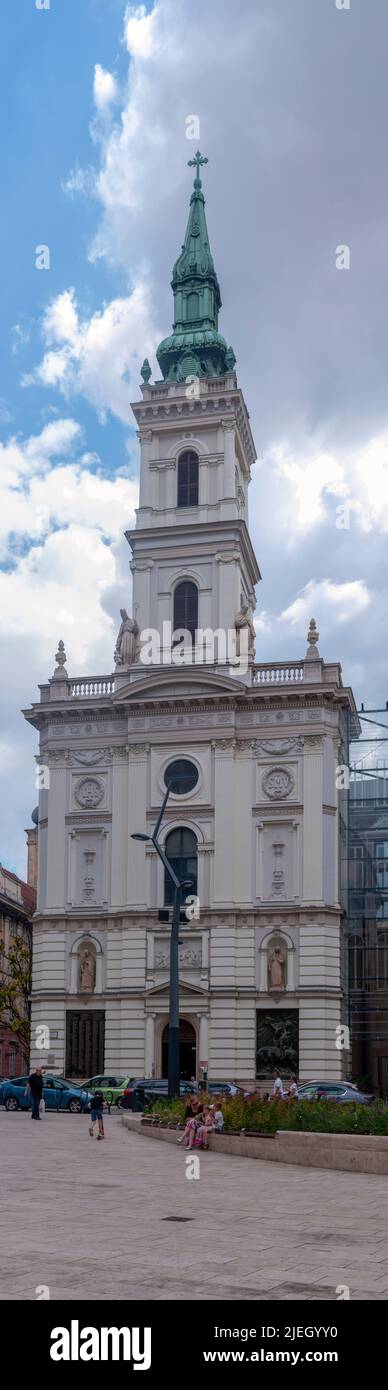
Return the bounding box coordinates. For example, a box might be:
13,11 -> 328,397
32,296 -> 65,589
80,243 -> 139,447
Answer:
28,1067 -> 44,1120
272,1069 -> 284,1101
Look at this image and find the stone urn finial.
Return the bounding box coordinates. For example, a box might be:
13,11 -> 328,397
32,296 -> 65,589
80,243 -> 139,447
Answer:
140,358 -> 152,384
306,617 -> 320,658
52,639 -> 68,679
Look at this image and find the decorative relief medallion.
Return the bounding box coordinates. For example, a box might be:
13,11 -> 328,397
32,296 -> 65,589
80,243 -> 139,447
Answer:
262,767 -> 295,800
255,738 -> 303,755
74,777 -> 104,808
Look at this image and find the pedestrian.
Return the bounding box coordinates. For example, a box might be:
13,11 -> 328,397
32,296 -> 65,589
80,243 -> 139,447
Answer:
196,1105 -> 216,1149
272,1069 -> 284,1101
89,1089 -> 105,1140
28,1066 -> 44,1121
214,1102 -> 224,1132
183,1099 -> 204,1149
287,1075 -> 299,1101
177,1095 -> 196,1144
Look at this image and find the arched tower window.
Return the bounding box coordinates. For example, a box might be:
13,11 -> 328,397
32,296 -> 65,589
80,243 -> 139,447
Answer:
177,450 -> 199,508
173,580 -> 198,643
164,827 -> 198,906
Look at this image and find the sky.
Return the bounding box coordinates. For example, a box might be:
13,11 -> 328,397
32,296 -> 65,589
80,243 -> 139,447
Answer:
1,0 -> 388,876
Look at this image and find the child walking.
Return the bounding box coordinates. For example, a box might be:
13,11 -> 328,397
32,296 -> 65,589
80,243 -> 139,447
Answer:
89,1089 -> 105,1140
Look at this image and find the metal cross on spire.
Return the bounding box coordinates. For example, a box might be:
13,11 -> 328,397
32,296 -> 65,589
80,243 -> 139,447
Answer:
188,149 -> 208,185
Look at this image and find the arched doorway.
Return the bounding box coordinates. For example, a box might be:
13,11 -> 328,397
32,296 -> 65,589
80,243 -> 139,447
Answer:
162,1018 -> 196,1081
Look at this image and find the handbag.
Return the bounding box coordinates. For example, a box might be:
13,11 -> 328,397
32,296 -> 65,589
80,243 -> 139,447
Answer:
39,1098 -> 45,1117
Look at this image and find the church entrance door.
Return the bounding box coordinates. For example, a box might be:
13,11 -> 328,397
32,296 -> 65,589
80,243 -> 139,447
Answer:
66,1010 -> 105,1079
161,1018 -> 196,1081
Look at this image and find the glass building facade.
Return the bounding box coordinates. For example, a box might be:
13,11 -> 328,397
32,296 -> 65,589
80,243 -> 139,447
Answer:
344,708 -> 388,1096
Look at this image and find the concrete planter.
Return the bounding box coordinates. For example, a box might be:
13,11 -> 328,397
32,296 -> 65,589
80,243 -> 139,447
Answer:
121,1114 -> 388,1174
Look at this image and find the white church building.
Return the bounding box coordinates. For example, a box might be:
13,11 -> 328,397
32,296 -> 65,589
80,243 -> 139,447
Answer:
24,155 -> 356,1085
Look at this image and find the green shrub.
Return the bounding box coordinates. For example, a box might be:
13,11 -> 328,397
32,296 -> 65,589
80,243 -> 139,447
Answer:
146,1093 -> 388,1136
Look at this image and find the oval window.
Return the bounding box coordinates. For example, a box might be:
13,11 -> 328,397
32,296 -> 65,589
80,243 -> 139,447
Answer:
164,759 -> 199,795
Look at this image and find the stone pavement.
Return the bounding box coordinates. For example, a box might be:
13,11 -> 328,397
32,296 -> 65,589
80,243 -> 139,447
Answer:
2,1109 -> 388,1301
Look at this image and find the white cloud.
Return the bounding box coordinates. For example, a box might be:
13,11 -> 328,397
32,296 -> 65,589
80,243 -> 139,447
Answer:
260,429 -> 388,543
93,64 -> 119,111
124,3 -> 157,59
25,283 -> 161,424
0,419 -> 138,876
281,578 -> 371,632
269,443 -> 345,531
43,289 -> 79,345
0,420 -> 137,567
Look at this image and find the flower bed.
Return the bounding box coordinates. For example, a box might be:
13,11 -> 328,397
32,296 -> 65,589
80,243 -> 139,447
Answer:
147,1094 -> 388,1136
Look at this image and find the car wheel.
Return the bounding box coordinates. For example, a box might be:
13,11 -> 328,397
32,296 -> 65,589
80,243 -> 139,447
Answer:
115,1096 -> 123,1108
67,1098 -> 82,1113
5,1096 -> 20,1111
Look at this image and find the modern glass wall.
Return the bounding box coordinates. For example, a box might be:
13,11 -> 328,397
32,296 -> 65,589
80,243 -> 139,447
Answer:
344,708 -> 388,1096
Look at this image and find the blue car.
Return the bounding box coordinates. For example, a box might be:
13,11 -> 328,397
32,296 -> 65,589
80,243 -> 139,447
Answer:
1,1074 -> 93,1113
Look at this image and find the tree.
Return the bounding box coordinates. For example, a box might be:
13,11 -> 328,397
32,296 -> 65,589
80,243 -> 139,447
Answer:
0,934 -> 31,1057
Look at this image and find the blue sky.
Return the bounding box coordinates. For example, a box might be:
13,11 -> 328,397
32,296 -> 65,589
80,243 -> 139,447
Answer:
0,0 -> 132,458
2,0 -> 388,877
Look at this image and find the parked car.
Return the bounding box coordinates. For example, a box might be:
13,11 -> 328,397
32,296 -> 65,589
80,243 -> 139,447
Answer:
1,1075 -> 93,1113
121,1078 -> 195,1110
121,1078 -> 249,1109
83,1074 -> 135,1107
204,1081 -> 249,1098
297,1080 -> 375,1105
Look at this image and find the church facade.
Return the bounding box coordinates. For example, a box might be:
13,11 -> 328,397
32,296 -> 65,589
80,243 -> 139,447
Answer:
24,156 -> 356,1085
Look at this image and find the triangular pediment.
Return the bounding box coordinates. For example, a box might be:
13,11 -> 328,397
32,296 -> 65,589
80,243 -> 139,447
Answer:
112,667 -> 248,706
146,978 -> 208,998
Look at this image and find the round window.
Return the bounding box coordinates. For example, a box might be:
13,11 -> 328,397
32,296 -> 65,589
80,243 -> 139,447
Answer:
164,759 -> 199,795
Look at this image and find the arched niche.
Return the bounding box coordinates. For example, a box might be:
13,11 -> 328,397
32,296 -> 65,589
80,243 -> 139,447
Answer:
69,934 -> 104,995
258,930 -> 296,993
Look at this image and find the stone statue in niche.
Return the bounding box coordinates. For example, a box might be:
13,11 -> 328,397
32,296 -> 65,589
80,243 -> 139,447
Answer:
79,950 -> 96,993
114,608 -> 140,668
268,943 -> 286,992
234,603 -> 256,659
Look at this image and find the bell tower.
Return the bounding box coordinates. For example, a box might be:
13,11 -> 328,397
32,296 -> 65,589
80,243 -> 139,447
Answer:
127,154 -> 261,667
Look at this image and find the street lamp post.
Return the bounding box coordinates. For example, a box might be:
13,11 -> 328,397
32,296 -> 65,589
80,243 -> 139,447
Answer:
132,785 -> 190,1099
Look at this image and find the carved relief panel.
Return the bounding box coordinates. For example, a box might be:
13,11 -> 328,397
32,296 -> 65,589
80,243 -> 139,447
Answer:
154,937 -> 203,971
67,829 -> 108,907
256,821 -> 300,902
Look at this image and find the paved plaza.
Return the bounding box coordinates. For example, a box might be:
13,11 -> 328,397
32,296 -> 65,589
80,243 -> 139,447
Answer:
2,1110 -> 388,1301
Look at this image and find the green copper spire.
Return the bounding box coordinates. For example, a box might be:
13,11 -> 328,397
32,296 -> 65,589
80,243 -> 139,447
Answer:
156,153 -> 236,382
